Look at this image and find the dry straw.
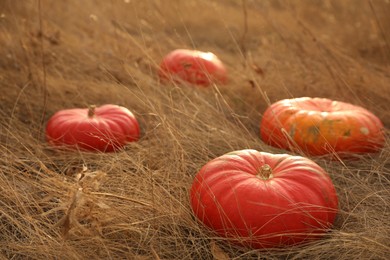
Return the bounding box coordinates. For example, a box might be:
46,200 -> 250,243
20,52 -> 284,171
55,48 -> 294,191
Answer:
0,0 -> 389,259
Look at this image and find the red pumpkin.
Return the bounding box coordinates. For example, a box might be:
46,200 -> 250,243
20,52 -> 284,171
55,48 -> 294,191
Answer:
46,104 -> 140,152
158,49 -> 227,86
190,149 -> 338,249
260,97 -> 385,156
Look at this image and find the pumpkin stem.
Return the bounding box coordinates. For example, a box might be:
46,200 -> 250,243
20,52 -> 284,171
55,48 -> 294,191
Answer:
256,164 -> 273,180
88,105 -> 96,118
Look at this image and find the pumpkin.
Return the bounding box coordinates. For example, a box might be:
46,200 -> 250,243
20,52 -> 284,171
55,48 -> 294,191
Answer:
46,104 -> 140,152
260,97 -> 385,156
190,149 -> 338,249
158,49 -> 227,86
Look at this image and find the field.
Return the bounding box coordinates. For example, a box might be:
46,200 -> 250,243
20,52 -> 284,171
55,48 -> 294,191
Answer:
1,0 -> 389,259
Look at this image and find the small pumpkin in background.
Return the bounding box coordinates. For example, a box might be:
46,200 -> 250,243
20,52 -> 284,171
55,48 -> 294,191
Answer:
46,104 -> 140,152
260,97 -> 385,157
190,149 -> 338,249
158,49 -> 227,86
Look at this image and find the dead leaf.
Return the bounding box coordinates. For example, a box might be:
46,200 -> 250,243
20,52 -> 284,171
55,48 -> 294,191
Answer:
210,240 -> 230,260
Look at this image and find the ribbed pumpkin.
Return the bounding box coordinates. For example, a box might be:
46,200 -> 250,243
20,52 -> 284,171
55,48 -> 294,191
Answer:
158,49 -> 227,86
46,104 -> 140,152
190,149 -> 338,249
260,97 -> 385,156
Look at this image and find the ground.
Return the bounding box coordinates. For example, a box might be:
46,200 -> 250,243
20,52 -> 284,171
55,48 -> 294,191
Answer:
0,1 -> 389,259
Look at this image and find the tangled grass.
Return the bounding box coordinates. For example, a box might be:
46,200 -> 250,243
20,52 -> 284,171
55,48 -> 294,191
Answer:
0,0 -> 389,259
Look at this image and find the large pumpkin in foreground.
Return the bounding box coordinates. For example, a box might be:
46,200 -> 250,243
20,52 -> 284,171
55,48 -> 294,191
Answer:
46,104 -> 140,152
158,49 -> 227,86
190,150 -> 338,249
260,97 -> 385,157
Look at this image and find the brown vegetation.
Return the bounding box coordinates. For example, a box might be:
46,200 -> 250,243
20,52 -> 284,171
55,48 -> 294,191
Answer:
0,0 -> 389,259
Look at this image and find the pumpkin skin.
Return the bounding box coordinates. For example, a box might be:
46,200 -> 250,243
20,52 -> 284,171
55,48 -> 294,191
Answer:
260,97 -> 385,156
158,49 -> 227,86
46,104 -> 140,152
190,150 -> 338,249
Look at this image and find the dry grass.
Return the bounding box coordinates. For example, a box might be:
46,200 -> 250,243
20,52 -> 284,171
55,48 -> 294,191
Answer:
0,0 -> 389,259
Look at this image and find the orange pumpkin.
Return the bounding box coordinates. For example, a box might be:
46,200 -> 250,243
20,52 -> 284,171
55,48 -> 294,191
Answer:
260,97 -> 385,157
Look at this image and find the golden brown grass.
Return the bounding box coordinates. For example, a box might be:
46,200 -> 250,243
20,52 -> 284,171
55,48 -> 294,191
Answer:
0,0 -> 389,259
